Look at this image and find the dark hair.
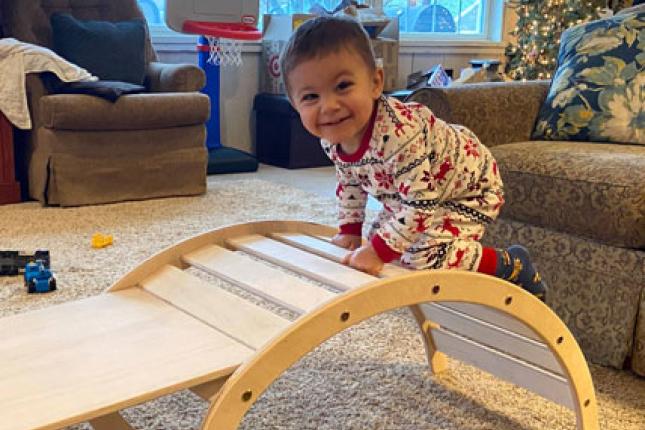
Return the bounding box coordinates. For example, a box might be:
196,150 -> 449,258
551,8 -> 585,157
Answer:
280,15 -> 376,94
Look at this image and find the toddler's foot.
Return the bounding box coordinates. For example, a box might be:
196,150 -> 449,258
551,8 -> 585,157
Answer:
496,245 -> 548,301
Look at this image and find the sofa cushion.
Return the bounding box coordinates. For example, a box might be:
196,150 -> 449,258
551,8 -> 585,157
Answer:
491,141 -> 645,248
51,13 -> 147,85
532,11 -> 644,145
40,93 -> 210,130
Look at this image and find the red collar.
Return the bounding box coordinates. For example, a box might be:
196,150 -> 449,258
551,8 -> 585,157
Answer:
337,101 -> 378,162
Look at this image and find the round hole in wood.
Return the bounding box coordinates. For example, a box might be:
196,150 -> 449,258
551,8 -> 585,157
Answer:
432,285 -> 440,294
584,399 -> 590,407
505,296 -> 513,305
556,336 -> 564,345
340,311 -> 350,322
242,390 -> 253,402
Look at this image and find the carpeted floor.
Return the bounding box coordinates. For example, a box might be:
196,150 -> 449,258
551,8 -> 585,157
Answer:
1,179 -> 643,430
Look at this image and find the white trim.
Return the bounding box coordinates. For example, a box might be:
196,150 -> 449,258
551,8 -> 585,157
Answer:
398,39 -> 505,55
152,37 -> 505,55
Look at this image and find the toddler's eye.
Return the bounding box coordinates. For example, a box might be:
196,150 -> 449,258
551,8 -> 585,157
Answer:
301,93 -> 318,102
337,81 -> 353,91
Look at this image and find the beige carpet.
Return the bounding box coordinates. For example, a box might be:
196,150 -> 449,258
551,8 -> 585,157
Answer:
1,179 -> 643,430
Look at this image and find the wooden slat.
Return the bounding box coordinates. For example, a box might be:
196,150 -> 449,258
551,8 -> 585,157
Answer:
0,288 -> 251,430
271,233 -> 409,278
421,303 -> 563,375
227,235 -> 376,290
432,327 -> 574,409
140,265 -> 291,350
437,302 -> 543,342
184,244 -> 335,314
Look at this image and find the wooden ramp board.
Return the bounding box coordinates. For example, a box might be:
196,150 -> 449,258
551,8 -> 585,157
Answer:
0,288 -> 252,430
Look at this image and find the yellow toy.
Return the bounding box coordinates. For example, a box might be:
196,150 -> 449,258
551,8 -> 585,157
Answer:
91,233 -> 113,249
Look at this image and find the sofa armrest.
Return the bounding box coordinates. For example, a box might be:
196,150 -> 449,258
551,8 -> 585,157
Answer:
405,80 -> 550,147
145,62 -> 206,93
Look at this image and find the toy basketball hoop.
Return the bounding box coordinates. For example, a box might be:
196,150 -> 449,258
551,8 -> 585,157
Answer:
187,21 -> 261,66
166,0 -> 262,65
165,0 -> 262,174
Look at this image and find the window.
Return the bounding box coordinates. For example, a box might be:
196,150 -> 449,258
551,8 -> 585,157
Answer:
141,0 -> 502,42
138,0 -> 165,26
259,1 -> 498,40
381,0 -> 485,35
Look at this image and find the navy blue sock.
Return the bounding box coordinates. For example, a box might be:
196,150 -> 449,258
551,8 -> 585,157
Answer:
495,245 -> 548,301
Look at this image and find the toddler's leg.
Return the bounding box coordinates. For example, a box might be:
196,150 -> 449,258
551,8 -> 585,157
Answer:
401,208 -> 487,272
401,203 -> 548,300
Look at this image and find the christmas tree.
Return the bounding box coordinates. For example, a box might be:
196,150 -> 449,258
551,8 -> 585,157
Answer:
504,0 -> 610,80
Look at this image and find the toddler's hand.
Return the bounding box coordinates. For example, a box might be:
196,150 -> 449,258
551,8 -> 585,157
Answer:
342,244 -> 384,276
331,233 -> 362,250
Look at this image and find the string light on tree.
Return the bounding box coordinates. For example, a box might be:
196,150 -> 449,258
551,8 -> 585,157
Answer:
504,0 -> 609,80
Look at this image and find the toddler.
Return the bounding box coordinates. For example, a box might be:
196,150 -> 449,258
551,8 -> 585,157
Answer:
280,15 -> 547,299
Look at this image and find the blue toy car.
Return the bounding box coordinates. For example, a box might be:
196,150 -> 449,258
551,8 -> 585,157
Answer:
24,260 -> 57,293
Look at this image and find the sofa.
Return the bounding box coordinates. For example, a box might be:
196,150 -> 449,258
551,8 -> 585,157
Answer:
1,0 -> 209,206
407,80 -> 645,375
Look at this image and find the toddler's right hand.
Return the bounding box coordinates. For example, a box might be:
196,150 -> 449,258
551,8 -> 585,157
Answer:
331,233 -> 362,250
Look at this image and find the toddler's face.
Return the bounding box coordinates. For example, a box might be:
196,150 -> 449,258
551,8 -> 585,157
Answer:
287,48 -> 383,152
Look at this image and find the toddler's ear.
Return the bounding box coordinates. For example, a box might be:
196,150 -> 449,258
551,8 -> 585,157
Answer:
371,67 -> 384,99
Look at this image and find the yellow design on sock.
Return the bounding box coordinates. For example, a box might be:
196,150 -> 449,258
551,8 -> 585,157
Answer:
508,258 -> 523,282
502,250 -> 511,266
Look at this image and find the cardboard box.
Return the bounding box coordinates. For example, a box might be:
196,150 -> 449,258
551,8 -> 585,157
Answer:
260,14 -> 400,94
261,14 -> 315,94
367,17 -> 399,91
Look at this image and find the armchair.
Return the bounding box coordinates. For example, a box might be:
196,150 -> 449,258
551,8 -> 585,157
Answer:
1,0 -> 209,206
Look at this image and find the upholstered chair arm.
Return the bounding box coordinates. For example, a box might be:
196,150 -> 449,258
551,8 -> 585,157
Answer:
405,80 -> 551,147
145,62 -> 206,92
26,74 -> 51,129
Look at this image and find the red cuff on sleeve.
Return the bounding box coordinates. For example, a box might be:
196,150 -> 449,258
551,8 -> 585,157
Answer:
371,234 -> 402,263
477,247 -> 497,275
339,223 -> 363,236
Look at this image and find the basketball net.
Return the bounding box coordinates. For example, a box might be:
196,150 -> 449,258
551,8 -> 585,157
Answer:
205,36 -> 243,67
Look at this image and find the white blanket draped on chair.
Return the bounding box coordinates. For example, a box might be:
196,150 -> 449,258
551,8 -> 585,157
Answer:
0,38 -> 96,129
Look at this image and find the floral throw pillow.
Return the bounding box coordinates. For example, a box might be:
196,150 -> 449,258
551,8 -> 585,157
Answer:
532,11 -> 644,145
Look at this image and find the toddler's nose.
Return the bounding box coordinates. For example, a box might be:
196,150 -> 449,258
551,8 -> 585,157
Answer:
321,95 -> 340,113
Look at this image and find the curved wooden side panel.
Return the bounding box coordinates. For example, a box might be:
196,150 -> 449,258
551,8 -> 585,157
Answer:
201,271 -> 598,430
107,220 -> 337,292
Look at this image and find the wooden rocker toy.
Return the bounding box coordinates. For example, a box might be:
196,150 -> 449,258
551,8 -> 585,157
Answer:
0,220 -> 599,430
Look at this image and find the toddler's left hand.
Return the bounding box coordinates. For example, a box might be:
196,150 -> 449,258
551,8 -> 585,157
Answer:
342,244 -> 384,276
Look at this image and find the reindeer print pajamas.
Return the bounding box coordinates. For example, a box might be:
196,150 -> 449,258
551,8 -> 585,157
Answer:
321,95 -> 504,271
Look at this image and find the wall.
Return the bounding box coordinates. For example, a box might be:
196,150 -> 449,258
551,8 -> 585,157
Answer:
155,6 -> 516,155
